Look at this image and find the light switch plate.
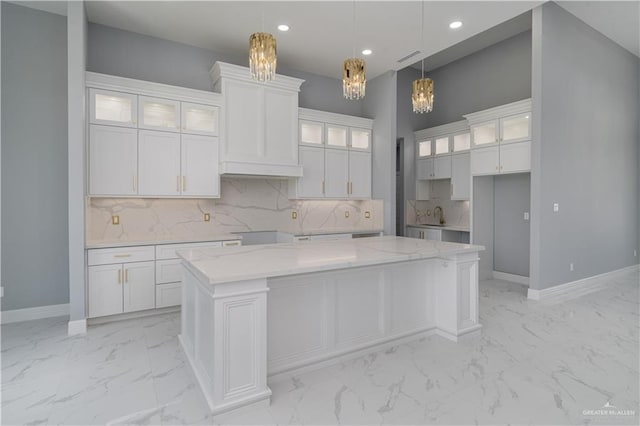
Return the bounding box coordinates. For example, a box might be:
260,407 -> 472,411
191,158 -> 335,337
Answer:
364,211 -> 371,219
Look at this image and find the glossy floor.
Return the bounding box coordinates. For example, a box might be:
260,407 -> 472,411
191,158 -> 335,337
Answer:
2,272 -> 638,425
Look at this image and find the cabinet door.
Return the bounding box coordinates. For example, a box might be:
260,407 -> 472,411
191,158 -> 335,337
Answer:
417,140 -> 432,158
417,158 -> 434,180
451,153 -> 470,200
433,155 -> 452,179
471,121 -> 498,147
326,125 -> 349,149
424,229 -> 442,241
138,96 -> 180,132
123,261 -> 155,313
88,264 -> 123,318
138,130 -> 181,196
324,149 -> 349,198
500,113 -> 530,144
225,81 -> 262,161
297,146 -> 326,198
470,146 -> 500,176
452,132 -> 471,152
89,125 -> 138,196
181,135 -> 220,197
181,102 -> 218,136
264,88 -> 298,165
434,136 -> 451,156
500,140 -> 531,173
89,89 -> 137,128
349,151 -> 371,199
406,227 -> 423,239
350,128 -> 371,151
299,120 -> 324,146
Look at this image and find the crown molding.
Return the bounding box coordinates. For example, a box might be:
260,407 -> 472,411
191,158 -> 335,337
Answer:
210,62 -> 304,92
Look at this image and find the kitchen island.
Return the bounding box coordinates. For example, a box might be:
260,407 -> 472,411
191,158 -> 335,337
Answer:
178,236 -> 484,417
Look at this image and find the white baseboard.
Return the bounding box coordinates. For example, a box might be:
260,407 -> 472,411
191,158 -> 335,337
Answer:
528,264 -> 640,301
493,271 -> 530,286
1,303 -> 69,324
68,319 -> 87,335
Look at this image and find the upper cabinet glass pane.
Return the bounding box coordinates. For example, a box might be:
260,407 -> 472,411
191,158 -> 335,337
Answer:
435,137 -> 450,155
183,103 -> 218,135
326,126 -> 348,148
95,93 -> 134,124
472,122 -> 497,146
501,114 -> 530,142
418,140 -> 432,157
350,129 -> 371,150
453,133 -> 471,151
141,98 -> 179,130
300,121 -> 323,145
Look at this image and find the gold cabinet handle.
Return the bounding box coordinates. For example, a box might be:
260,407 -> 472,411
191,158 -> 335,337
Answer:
224,241 -> 240,247
176,176 -> 181,192
117,269 -> 121,284
132,175 -> 137,191
182,176 -> 187,192
347,181 -> 350,194
125,269 -> 129,283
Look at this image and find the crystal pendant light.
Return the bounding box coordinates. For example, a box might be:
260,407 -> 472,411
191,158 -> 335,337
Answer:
249,10 -> 277,81
412,1 -> 434,113
343,1 -> 366,100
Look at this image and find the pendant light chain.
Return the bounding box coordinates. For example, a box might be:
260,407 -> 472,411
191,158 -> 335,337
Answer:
421,1 -> 425,79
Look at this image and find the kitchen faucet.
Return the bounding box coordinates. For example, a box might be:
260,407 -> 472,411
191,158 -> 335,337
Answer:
434,206 -> 445,225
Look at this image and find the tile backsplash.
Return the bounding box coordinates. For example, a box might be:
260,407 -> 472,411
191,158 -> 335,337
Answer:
406,180 -> 470,228
86,178 -> 383,244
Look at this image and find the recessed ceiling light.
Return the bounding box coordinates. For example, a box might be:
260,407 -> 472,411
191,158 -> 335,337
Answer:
362,49 -> 372,56
277,24 -> 289,32
449,21 -> 463,29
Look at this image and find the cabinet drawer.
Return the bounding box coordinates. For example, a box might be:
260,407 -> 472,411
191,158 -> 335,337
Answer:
155,241 -> 223,260
156,282 -> 181,308
88,246 -> 155,266
156,259 -> 183,284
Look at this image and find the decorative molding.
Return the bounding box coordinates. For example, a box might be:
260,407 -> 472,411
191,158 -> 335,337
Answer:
298,107 -> 373,129
210,62 -> 304,92
85,71 -> 223,105
1,303 -> 69,324
68,318 -> 87,335
463,98 -> 532,125
493,271 -> 530,286
527,264 -> 640,301
414,120 -> 469,141
219,161 -> 303,177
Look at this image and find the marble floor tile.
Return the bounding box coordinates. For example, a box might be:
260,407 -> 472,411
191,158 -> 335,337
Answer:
2,271 -> 638,425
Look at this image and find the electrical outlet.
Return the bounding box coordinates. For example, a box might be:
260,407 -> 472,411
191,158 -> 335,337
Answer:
524,212 -> 530,221
344,211 -> 350,218
553,203 -> 559,213
203,213 -> 211,222
112,215 -> 120,225
364,211 -> 371,219
291,211 -> 297,220
570,263 -> 574,272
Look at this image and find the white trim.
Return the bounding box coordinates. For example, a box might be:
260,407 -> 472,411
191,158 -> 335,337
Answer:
493,271 -> 530,286
1,303 -> 69,324
298,107 -> 373,129
88,306 -> 180,325
210,62 -> 304,92
463,98 -> 532,125
68,319 -> 87,335
414,120 -> 469,141
528,264 -> 640,301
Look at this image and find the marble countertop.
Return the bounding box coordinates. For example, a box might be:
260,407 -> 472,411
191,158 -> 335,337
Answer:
293,229 -> 383,236
85,234 -> 242,249
179,236 -> 484,285
406,224 -> 470,232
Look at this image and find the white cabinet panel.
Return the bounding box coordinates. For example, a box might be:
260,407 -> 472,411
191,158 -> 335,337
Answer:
88,246 -> 155,266
500,140 -> 531,173
156,259 -> 183,284
123,261 -> 155,313
424,229 -> 442,241
264,89 -> 298,164
326,125 -> 348,149
299,120 -> 324,146
350,128 -> 371,151
349,151 -> 371,199
501,113 -> 530,144
156,282 -> 182,308
417,140 -> 432,158
471,121 -> 498,147
90,89 -> 137,127
138,96 -> 180,132
297,146 -> 326,198
417,158 -> 434,180
155,241 -> 223,260
181,102 -> 218,136
324,149 -> 349,198
225,81 -> 262,160
453,132 -> 471,152
88,264 -> 123,318
335,270 -> 384,346
433,156 -> 452,179
89,125 -> 138,196
181,135 -> 220,197
406,227 -> 423,239
434,137 -> 450,155
451,153 -> 470,200
471,146 -> 500,176
138,130 -> 181,196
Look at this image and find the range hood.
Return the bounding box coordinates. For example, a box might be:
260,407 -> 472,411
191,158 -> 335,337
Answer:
219,161 -> 303,178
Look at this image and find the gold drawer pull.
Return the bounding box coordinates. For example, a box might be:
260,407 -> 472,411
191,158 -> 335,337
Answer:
117,269 -> 122,284
125,269 -> 129,283
225,242 -> 240,246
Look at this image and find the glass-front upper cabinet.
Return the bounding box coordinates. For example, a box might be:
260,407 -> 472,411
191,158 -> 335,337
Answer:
326,125 -> 348,149
182,102 -> 219,136
500,113 -> 530,144
471,121 -> 498,147
90,89 -> 138,127
417,140 -> 432,158
350,128 -> 371,151
299,120 -> 324,145
434,136 -> 450,155
453,132 -> 471,152
139,96 -> 180,132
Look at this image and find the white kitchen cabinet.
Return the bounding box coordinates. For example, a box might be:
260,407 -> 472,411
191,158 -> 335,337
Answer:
434,136 -> 451,156
325,149 -> 349,198
181,102 -> 218,136
299,120 -> 324,146
349,151 -> 372,199
471,146 -> 500,176
181,134 -> 220,197
138,130 -> 181,196
211,62 -> 304,177
417,140 -> 433,158
88,264 -> 124,318
451,153 -> 470,200
123,261 -> 156,313
406,227 -> 423,239
326,124 -> 349,149
471,121 -> 498,147
89,88 -> 137,128
156,283 -> 182,308
501,113 -> 531,144
294,146 -> 326,198
433,156 -> 452,179
500,140 -> 531,173
415,121 -> 469,190
452,132 -> 471,152
138,96 -> 180,132
417,158 -> 434,180
350,128 -> 371,151
89,125 -> 138,196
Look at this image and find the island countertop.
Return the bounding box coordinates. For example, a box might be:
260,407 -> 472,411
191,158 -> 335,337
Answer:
178,235 -> 484,285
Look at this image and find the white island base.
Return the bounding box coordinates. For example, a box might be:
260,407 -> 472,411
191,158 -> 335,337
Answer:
178,236 -> 483,418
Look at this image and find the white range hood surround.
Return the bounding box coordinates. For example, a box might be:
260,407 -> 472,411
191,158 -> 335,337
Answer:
211,62 -> 304,178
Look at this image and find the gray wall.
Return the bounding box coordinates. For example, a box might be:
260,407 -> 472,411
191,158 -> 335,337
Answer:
473,176 -> 494,280
1,3 -> 69,311
494,173 -> 530,276
531,2 -> 639,290
87,23 -> 363,116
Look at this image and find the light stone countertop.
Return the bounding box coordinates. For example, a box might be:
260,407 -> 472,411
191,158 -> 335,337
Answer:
406,224 -> 470,232
178,235 -> 484,285
85,234 -> 242,249
293,228 -> 384,236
